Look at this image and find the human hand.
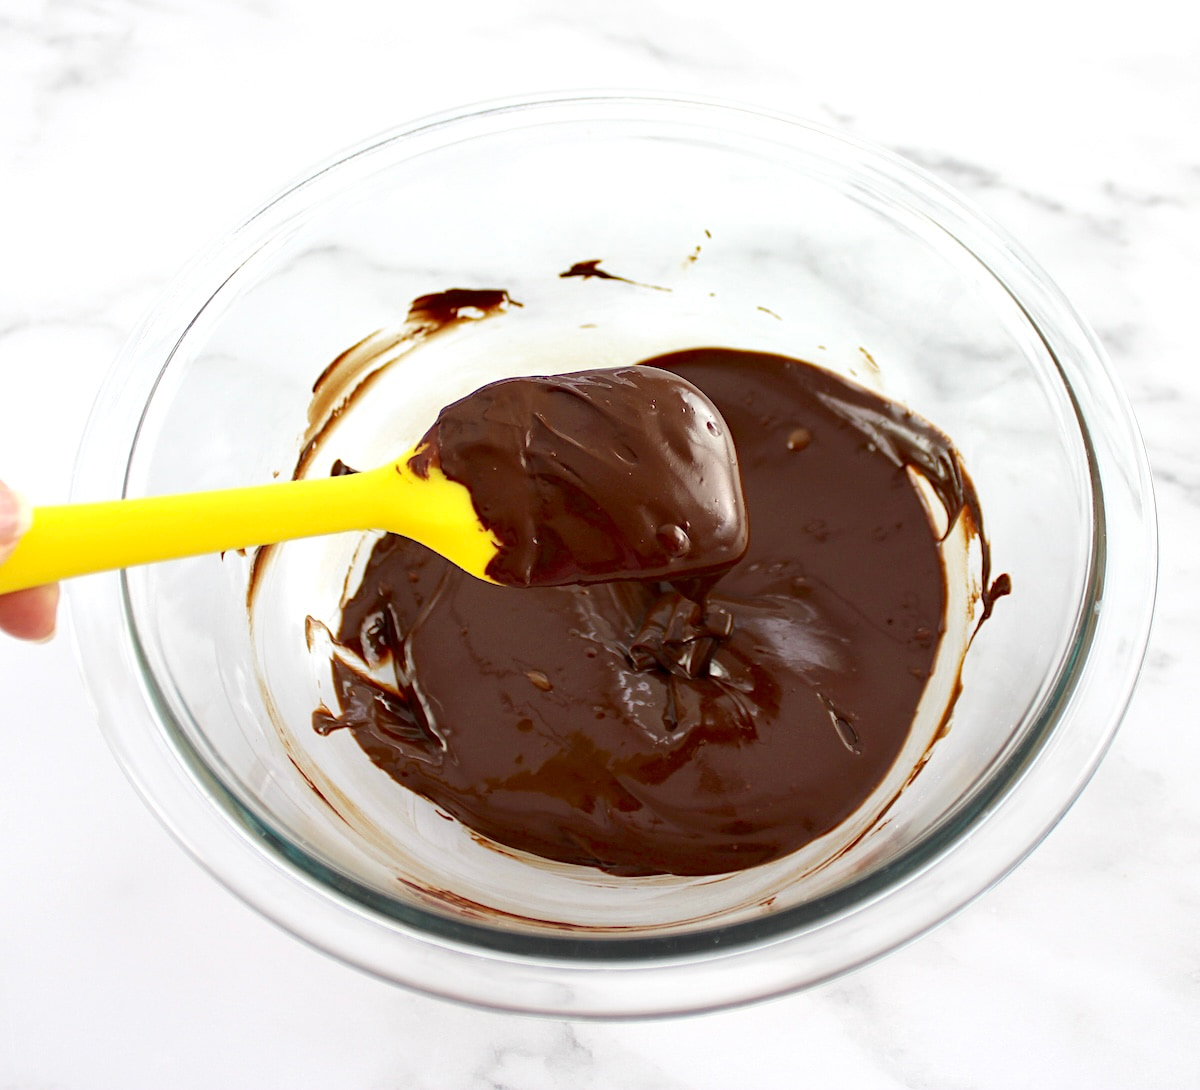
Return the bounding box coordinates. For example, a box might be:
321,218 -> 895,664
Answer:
0,481 -> 59,641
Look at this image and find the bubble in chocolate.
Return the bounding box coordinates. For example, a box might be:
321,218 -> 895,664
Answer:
787,427 -> 812,451
656,523 -> 692,558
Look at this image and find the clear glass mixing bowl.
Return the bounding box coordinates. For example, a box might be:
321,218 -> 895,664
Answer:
67,93 -> 1157,1017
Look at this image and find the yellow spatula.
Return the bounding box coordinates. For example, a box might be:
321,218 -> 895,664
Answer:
0,453 -> 499,594
0,364 -> 748,596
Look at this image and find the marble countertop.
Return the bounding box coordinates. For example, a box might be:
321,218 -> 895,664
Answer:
2,1 -> 1196,1085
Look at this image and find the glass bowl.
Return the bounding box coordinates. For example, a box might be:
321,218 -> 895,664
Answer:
67,93 -> 1157,1017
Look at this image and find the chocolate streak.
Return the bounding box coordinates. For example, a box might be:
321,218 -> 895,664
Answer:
314,348 -> 997,877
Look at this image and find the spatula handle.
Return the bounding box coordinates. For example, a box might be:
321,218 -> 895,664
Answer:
0,467 -> 396,594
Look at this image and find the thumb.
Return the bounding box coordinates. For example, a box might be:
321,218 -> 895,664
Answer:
0,481 -> 33,562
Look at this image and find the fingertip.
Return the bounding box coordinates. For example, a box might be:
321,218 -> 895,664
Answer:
0,481 -> 33,546
0,484 -> 32,573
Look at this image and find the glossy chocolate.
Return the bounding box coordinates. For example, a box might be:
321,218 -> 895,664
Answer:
408,366 -> 748,587
313,348 -> 996,876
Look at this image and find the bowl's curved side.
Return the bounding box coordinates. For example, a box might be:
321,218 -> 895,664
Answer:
67,93 -> 1157,1017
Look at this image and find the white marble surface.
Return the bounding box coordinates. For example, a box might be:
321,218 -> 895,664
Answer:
2,0 -> 1197,1085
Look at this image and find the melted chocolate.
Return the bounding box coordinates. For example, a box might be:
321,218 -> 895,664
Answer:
559,260 -> 669,292
405,288 -> 516,326
559,259 -> 629,283
313,348 -> 992,877
408,366 -> 748,588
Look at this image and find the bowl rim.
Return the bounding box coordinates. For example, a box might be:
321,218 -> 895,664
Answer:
66,91 -> 1158,1016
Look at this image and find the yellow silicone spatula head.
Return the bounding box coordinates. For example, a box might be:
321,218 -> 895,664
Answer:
0,365 -> 747,595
